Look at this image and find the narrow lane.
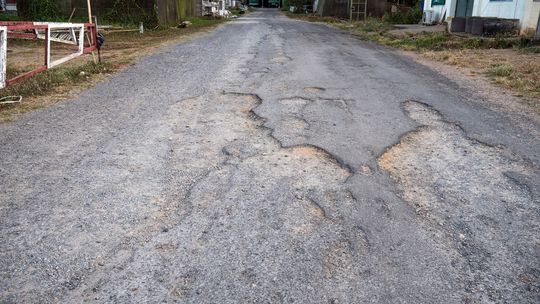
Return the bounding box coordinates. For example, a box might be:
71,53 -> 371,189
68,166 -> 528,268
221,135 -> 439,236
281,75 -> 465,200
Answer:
1,9 -> 539,303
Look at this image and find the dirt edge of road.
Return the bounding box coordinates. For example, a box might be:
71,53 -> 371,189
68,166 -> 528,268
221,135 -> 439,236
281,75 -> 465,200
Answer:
402,51 -> 540,135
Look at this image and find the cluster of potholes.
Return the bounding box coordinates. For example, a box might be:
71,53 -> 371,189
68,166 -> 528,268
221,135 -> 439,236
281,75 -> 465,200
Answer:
35,90 -> 538,302
80,91 -> 372,302
379,100 -> 539,302
154,92 -> 538,302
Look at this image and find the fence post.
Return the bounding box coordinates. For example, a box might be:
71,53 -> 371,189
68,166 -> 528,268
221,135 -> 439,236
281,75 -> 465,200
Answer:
45,26 -> 50,68
0,26 -> 6,89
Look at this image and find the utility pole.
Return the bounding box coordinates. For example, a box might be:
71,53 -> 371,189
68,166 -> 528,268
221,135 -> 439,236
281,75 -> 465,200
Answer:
87,0 -> 93,24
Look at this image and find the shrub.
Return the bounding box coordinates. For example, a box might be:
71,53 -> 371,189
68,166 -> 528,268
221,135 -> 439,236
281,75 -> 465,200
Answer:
383,2 -> 422,24
106,0 -> 158,27
16,0 -> 60,21
488,64 -> 513,77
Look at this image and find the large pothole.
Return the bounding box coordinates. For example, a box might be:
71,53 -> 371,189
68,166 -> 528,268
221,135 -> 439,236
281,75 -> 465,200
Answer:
80,92 -> 366,302
378,100 -> 539,302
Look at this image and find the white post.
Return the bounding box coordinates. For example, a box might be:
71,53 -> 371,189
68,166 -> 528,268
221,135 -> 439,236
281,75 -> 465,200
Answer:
0,26 -> 7,89
87,0 -> 93,24
46,26 -> 51,68
78,25 -> 84,54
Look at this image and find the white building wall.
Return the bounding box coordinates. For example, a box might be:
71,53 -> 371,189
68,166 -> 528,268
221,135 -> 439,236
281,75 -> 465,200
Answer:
472,0 -> 525,21
423,1 -> 456,21
522,1 -> 540,33
424,0 -> 540,33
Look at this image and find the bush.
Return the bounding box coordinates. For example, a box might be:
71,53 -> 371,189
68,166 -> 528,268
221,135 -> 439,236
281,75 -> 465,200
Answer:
462,38 -> 482,49
488,64 -> 513,77
16,0 -> 60,21
106,0 -> 158,27
383,6 -> 422,24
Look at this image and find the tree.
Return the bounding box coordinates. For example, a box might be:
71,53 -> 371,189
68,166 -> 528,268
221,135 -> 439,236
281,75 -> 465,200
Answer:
16,0 -> 32,19
17,0 -> 60,21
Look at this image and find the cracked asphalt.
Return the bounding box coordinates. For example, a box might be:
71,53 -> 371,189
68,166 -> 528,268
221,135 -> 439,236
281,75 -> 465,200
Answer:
1,9 -> 539,303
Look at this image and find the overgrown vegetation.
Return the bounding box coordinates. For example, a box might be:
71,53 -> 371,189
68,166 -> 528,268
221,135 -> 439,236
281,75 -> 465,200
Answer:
382,5 -> 422,24
0,12 -> 21,21
11,0 -> 157,27
1,62 -> 111,99
106,0 -> 158,27
488,63 -> 513,77
15,0 -> 61,21
29,0 -> 60,21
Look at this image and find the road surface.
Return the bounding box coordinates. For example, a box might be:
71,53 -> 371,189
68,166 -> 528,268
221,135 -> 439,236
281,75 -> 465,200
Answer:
1,9 -> 539,303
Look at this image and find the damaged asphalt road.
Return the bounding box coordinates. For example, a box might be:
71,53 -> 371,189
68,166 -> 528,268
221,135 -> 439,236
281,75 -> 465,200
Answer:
1,9 -> 539,303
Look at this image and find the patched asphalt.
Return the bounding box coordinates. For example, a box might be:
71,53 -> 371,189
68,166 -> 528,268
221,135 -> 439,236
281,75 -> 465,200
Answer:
1,9 -> 539,303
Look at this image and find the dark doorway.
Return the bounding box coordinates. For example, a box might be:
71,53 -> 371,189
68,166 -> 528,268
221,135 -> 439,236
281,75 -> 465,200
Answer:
455,0 -> 474,17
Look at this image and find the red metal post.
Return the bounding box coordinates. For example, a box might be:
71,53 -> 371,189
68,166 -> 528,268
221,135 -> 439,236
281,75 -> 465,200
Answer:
44,26 -> 49,68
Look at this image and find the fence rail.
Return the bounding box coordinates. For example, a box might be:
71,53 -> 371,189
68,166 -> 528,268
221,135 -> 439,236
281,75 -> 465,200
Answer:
0,21 -> 98,89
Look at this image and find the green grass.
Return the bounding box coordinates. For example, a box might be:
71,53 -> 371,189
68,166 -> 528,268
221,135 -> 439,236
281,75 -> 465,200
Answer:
487,63 -> 514,77
519,46 -> 540,54
0,12 -> 20,21
0,62 -> 112,99
389,32 -> 450,51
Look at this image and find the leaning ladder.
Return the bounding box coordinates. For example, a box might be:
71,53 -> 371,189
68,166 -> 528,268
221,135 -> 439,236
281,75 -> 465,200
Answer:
349,0 -> 367,23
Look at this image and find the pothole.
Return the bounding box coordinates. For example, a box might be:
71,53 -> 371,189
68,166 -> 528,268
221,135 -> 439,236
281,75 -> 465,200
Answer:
378,100 -> 537,302
278,97 -> 312,107
304,87 -> 326,93
378,100 -> 530,214
280,117 -> 309,130
271,55 -> 292,64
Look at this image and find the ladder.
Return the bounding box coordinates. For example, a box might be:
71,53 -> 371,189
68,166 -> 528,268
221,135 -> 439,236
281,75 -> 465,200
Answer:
349,0 -> 367,23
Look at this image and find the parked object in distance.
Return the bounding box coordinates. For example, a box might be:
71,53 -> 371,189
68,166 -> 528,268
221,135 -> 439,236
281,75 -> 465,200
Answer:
303,5 -> 313,13
178,21 -> 192,28
453,16 -> 519,36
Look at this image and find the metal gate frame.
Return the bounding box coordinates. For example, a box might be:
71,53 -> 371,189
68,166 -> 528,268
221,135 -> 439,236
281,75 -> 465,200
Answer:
349,0 -> 367,23
0,21 -> 98,89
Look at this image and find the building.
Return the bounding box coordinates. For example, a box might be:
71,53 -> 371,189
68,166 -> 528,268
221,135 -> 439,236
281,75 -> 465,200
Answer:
3,0 -> 17,11
423,0 -> 540,35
